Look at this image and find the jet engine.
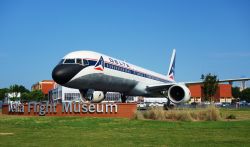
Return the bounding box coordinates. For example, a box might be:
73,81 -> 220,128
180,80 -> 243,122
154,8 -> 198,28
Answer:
87,91 -> 105,103
167,84 -> 191,103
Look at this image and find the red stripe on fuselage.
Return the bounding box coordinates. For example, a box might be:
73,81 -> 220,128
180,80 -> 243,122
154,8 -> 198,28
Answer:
94,67 -> 104,71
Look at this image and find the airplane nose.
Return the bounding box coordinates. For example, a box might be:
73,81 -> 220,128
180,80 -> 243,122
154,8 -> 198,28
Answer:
52,64 -> 84,85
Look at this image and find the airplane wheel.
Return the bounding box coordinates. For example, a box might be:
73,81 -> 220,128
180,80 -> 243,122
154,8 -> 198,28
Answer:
163,99 -> 174,110
121,94 -> 127,103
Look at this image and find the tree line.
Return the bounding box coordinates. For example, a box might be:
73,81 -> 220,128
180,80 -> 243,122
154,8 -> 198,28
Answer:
232,87 -> 250,102
0,84 -> 45,102
201,73 -> 250,102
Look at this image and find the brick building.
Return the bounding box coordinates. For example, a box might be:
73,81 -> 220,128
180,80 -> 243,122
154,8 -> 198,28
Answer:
32,80 -> 56,97
188,84 -> 232,103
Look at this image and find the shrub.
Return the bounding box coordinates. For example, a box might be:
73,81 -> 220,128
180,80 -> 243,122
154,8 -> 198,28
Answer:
204,105 -> 221,121
134,105 -> 221,121
133,111 -> 144,120
226,114 -> 236,119
143,107 -> 165,120
177,111 -> 193,121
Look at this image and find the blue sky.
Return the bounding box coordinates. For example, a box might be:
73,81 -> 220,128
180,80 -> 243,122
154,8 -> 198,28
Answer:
0,0 -> 249,89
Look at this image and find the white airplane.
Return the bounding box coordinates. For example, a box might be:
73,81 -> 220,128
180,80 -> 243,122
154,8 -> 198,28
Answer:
52,49 -> 190,104
51,49 -> 249,104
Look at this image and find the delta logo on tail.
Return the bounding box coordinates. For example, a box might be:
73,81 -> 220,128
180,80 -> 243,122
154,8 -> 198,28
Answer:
94,56 -> 105,71
168,49 -> 176,81
168,63 -> 175,80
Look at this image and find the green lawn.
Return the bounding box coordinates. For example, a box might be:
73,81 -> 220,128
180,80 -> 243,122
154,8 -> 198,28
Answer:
1,109 -> 250,147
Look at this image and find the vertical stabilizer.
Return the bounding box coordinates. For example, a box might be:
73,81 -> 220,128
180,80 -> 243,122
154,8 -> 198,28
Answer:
167,49 -> 176,81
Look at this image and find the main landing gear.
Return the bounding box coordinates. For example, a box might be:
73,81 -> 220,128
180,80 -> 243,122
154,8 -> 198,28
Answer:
163,98 -> 175,110
79,89 -> 88,102
121,94 -> 127,103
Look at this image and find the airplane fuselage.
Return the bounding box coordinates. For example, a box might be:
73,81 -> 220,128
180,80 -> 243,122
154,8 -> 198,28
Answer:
52,51 -> 174,96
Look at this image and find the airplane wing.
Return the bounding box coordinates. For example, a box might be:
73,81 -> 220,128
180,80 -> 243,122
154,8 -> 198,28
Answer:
146,78 -> 250,92
183,78 -> 250,86
146,83 -> 174,92
146,82 -> 202,92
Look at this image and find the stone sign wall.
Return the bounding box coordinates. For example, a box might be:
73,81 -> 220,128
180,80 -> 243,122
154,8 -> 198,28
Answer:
2,102 -> 137,118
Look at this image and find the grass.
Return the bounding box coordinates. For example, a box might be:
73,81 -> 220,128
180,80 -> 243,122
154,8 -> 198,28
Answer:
220,108 -> 250,121
0,108 -> 250,146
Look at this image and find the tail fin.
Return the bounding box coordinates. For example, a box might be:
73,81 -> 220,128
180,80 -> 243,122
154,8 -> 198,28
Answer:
167,49 -> 176,81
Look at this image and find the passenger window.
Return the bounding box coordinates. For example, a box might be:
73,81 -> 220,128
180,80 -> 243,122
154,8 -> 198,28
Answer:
76,58 -> 82,65
64,59 -> 75,64
83,60 -> 89,66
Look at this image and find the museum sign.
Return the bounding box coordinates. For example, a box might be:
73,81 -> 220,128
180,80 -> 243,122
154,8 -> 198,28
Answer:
2,102 -> 136,118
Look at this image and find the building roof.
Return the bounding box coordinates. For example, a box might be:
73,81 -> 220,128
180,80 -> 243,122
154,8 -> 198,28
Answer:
41,80 -> 55,83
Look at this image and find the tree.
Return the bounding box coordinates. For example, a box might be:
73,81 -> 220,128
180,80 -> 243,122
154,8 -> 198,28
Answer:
9,84 -> 30,101
21,92 -> 31,102
200,74 -> 205,80
9,85 -> 20,101
30,90 -> 45,102
19,90 -> 45,102
202,73 -> 219,102
232,87 -> 241,98
0,88 -> 9,101
241,88 -> 250,102
18,85 -> 30,93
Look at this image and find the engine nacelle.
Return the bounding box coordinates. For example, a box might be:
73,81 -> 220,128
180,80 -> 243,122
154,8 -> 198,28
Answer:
88,91 -> 105,103
167,84 -> 191,103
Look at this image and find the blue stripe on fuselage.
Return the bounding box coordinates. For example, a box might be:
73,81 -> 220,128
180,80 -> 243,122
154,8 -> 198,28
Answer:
85,59 -> 170,83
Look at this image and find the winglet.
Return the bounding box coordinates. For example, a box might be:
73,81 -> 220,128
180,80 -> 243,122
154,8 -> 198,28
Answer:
167,49 -> 176,81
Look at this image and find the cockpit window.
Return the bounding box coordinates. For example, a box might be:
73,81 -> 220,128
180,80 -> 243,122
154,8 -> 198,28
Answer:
64,59 -> 75,64
62,58 -> 89,66
76,58 -> 82,65
83,59 -> 89,66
